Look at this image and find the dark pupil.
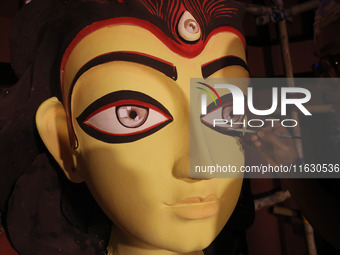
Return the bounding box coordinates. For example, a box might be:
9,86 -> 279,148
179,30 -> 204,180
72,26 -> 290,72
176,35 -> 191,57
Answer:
129,110 -> 138,119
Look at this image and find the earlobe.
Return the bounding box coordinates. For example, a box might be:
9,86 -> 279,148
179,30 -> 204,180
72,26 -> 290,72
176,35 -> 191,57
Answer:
36,97 -> 84,183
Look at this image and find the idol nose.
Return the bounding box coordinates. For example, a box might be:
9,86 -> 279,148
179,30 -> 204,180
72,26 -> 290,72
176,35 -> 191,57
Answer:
172,154 -> 191,179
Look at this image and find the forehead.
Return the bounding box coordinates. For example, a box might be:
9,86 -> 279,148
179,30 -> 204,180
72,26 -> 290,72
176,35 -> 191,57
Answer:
60,22 -> 247,123
62,21 -> 245,97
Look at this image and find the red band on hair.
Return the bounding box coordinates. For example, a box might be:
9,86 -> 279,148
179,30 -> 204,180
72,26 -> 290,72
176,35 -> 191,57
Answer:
60,17 -> 245,94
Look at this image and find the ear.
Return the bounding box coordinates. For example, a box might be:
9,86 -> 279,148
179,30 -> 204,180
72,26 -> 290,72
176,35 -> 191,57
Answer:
36,97 -> 84,183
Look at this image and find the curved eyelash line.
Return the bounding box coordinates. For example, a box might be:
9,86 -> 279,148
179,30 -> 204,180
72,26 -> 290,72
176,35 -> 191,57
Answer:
205,101 -> 233,115
76,90 -> 173,143
77,91 -> 172,123
83,100 -> 171,123
84,116 -> 169,137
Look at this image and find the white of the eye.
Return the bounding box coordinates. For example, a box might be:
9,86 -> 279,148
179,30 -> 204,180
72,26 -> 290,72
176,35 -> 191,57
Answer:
201,106 -> 232,128
85,106 -> 168,135
178,11 -> 201,41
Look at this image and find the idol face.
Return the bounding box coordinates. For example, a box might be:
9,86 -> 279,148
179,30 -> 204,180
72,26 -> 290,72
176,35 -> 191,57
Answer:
52,16 -> 249,253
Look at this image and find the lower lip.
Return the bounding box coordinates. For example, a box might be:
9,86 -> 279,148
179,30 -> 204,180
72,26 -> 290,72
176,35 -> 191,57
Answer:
167,197 -> 220,220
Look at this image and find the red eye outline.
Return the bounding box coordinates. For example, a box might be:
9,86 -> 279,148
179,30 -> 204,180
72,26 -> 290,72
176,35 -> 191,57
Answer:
84,100 -> 171,136
77,91 -> 173,143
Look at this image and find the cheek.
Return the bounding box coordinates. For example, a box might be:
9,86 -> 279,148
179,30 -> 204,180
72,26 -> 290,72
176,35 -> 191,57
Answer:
72,136 -> 188,247
72,123 -> 184,205
74,143 -> 169,226
75,136 -> 175,187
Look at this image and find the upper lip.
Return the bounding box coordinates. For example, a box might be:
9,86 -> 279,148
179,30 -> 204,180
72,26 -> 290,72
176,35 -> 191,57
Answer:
166,193 -> 217,206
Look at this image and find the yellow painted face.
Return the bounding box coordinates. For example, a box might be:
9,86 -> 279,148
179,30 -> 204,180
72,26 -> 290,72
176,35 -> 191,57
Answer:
62,22 -> 249,252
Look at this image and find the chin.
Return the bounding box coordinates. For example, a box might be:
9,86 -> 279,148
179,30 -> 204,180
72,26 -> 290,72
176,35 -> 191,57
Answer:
150,219 -> 224,253
164,239 -> 211,254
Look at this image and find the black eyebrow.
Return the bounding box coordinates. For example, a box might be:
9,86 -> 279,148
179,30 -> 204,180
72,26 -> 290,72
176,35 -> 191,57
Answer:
68,51 -> 177,103
70,51 -> 178,95
201,56 -> 249,79
68,51 -> 177,106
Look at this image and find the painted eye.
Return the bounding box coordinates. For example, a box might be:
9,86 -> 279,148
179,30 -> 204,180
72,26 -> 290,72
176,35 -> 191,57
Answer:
221,106 -> 244,124
116,105 -> 148,128
178,11 -> 201,42
200,94 -> 245,136
77,91 -> 173,143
